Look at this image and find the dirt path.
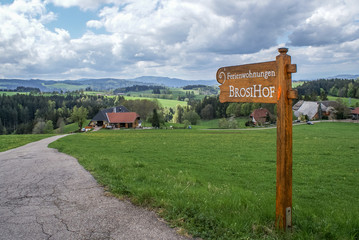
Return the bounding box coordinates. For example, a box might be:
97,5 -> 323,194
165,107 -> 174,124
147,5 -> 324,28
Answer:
0,135 -> 187,240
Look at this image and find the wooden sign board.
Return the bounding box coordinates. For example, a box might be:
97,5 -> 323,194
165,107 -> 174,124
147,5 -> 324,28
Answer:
216,48 -> 298,231
217,61 -> 277,103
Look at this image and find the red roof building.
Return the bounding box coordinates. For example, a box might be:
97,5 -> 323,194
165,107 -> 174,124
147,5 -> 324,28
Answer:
106,112 -> 140,128
351,107 -> 359,120
250,108 -> 272,124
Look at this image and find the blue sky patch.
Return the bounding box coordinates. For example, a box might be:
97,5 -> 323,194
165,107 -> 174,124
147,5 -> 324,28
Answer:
45,3 -> 107,38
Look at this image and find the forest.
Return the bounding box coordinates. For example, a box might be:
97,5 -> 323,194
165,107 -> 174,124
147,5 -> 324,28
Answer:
0,93 -> 116,134
296,78 -> 359,100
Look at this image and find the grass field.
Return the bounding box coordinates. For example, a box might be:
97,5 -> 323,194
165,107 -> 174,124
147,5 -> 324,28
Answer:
59,120 -> 91,134
124,96 -> 187,108
327,96 -> 359,107
0,91 -> 28,96
292,81 -> 305,88
0,134 -> 55,152
50,122 -> 359,239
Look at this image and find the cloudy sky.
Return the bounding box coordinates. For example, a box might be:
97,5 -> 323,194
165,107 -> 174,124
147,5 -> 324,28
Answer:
1,0 -> 359,81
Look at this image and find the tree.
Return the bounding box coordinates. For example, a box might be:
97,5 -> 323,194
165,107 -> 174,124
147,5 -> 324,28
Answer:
183,110 -> 200,125
151,109 -> 160,128
329,86 -> 338,96
335,99 -> 350,119
183,120 -> 190,129
319,88 -> 328,101
33,119 -> 46,134
44,120 -> 54,134
173,105 -> 184,123
71,106 -> 88,130
56,117 -> 66,133
226,103 -> 241,117
347,83 -> 355,98
0,118 -> 5,135
200,104 -> 214,120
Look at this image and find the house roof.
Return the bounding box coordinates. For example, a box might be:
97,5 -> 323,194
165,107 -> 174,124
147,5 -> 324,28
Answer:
292,100 -> 304,111
91,106 -> 129,121
294,101 -> 319,119
106,112 -> 140,123
319,101 -> 339,108
351,107 -> 359,115
250,108 -> 271,122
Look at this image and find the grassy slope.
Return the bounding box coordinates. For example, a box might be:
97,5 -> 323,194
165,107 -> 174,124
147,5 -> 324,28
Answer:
0,134 -> 55,152
124,96 -> 187,108
327,96 -> 359,107
50,122 -> 359,239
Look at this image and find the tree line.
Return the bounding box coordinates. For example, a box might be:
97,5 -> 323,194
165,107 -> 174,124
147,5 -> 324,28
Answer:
296,78 -> 359,100
0,93 -> 164,134
0,93 -> 117,134
113,85 -> 165,94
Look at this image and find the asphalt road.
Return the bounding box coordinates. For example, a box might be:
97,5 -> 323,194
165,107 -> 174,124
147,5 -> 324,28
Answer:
0,135 -> 188,240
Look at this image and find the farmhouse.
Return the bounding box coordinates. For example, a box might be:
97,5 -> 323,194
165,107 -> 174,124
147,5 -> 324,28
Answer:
351,107 -> 359,120
293,100 -> 339,120
250,108 -> 272,124
89,106 -> 141,129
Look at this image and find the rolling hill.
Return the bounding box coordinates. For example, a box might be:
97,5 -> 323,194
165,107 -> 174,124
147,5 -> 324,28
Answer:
0,76 -> 217,92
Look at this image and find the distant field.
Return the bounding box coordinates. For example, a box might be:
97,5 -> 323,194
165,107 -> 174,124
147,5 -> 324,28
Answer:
124,96 -> 187,108
42,83 -> 86,91
0,91 -> 28,96
292,81 -> 305,88
327,96 -> 359,107
0,134 -> 54,152
124,88 -> 207,101
50,122 -> 359,239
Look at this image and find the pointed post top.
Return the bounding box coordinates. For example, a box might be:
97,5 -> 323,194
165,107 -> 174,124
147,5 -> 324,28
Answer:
278,48 -> 288,55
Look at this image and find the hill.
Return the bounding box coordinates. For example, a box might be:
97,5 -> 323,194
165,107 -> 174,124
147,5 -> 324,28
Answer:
329,74 -> 359,79
0,76 -> 217,92
128,76 -> 217,88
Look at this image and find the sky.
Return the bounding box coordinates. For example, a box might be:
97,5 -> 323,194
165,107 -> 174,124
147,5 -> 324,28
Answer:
0,0 -> 359,81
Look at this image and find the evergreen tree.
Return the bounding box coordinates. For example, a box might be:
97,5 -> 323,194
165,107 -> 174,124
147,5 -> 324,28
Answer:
0,118 -> 4,135
151,109 -> 160,128
173,105 -> 184,123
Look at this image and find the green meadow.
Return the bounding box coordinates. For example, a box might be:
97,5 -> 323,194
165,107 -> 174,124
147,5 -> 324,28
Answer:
124,96 -> 187,108
0,134 -> 54,152
50,122 -> 359,239
327,96 -> 359,107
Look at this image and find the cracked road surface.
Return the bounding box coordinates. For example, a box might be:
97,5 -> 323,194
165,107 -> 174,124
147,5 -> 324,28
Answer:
0,135 -> 188,240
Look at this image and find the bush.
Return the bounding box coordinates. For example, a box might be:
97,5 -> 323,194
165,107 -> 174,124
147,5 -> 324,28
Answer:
183,120 -> 191,129
245,120 -> 255,127
219,117 -> 238,129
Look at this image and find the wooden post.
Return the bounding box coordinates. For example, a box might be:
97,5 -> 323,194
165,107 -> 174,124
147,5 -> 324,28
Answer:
216,48 -> 298,230
275,48 -> 297,230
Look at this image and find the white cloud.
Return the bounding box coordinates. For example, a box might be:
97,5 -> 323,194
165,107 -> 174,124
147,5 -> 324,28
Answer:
48,0 -> 111,11
0,0 -> 359,80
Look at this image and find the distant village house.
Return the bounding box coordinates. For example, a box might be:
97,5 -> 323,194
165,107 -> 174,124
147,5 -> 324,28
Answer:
293,100 -> 340,120
250,108 -> 272,124
351,107 -> 359,120
89,106 -> 141,129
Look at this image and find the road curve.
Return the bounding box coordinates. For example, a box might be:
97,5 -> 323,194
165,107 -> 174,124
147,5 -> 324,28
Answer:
0,135 -> 188,240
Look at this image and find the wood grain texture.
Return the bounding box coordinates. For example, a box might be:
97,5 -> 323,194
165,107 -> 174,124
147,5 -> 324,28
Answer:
217,61 -> 277,103
275,48 -> 293,231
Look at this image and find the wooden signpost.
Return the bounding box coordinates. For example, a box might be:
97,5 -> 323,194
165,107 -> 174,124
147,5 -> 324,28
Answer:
216,48 -> 297,231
